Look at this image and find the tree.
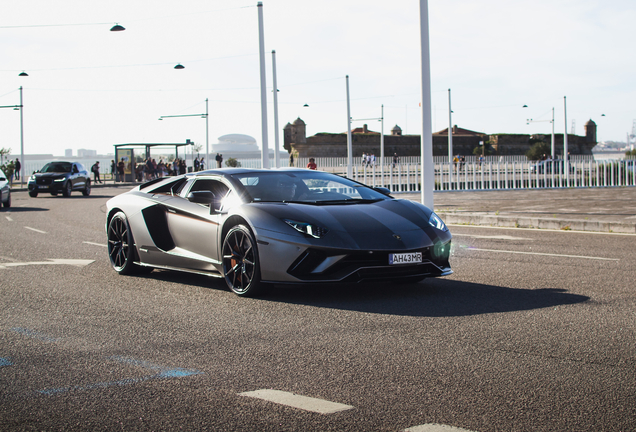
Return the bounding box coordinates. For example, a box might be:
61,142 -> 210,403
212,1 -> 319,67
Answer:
472,141 -> 494,156
225,157 -> 241,167
0,147 -> 11,165
526,141 -> 551,161
626,149 -> 636,157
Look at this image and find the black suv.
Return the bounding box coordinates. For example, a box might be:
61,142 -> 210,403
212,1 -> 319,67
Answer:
28,161 -> 91,197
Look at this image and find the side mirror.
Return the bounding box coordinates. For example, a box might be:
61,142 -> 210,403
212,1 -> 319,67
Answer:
373,187 -> 392,196
187,190 -> 216,205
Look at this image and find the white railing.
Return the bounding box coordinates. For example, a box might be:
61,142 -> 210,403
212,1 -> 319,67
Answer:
321,159 -> 636,192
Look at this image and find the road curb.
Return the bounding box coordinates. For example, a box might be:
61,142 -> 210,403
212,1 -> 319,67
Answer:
438,212 -> 636,234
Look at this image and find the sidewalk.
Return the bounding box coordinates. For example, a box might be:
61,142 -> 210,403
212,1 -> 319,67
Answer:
401,187 -> 636,234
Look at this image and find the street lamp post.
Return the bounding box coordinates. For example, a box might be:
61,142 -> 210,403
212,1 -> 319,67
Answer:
272,50 -> 280,168
159,102 -> 209,170
257,2 -> 270,169
564,96 -> 569,185
346,75 -> 352,178
350,106 -> 385,184
526,107 -> 555,158
0,86 -> 25,186
419,0 -> 434,208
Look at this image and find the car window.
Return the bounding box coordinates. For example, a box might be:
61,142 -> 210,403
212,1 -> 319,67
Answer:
189,178 -> 229,198
41,162 -> 72,173
232,171 -> 387,203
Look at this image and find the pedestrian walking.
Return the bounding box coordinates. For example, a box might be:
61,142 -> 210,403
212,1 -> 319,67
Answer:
289,153 -> 294,167
117,158 -> 125,182
14,158 -> 21,180
216,153 -> 223,168
91,161 -> 102,183
110,159 -> 116,182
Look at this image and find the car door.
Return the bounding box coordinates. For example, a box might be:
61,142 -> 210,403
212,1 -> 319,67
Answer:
162,177 -> 230,271
74,163 -> 87,189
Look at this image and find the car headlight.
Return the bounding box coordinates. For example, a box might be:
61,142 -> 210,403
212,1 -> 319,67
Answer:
428,212 -> 448,231
54,178 -> 66,182
29,175 -> 35,181
284,219 -> 328,238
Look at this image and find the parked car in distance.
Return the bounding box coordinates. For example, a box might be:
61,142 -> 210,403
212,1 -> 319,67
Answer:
531,159 -> 575,174
28,161 -> 91,197
0,169 -> 10,208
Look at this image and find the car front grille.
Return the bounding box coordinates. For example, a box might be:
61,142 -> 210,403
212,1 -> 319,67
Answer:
36,177 -> 54,185
287,244 -> 450,283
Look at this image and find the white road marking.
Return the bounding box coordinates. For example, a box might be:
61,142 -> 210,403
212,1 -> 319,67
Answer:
0,259 -> 95,269
452,233 -> 532,241
447,224 -> 636,236
83,241 -> 108,248
239,389 -> 354,414
405,424 -> 476,432
24,226 -> 46,234
466,247 -> 619,261
5,216 -> 12,221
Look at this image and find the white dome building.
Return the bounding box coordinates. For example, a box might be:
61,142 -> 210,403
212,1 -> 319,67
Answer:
210,134 -> 288,166
213,134 -> 260,154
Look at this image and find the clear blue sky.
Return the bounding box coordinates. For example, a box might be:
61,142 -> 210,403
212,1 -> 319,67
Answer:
1,0 -> 634,156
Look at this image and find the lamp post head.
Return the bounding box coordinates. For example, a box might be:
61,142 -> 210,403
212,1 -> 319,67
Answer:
174,63 -> 185,69
110,23 -> 126,32
18,71 -> 28,77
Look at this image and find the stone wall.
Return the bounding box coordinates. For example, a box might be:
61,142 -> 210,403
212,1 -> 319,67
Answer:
284,121 -> 596,158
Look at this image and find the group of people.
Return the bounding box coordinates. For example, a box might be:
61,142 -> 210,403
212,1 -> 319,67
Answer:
453,155 -> 466,171
3,158 -> 21,183
361,153 -> 377,167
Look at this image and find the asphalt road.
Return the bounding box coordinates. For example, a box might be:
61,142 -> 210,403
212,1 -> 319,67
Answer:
1,187 -> 634,431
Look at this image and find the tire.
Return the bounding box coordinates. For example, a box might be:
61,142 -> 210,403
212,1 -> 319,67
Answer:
50,192 -> 58,196
82,180 -> 91,196
107,211 -> 150,275
222,224 -> 262,297
29,191 -> 38,198
62,181 -> 72,197
2,192 -> 10,208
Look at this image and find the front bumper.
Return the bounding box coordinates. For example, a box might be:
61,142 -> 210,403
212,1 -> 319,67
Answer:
257,232 -> 452,284
28,179 -> 67,192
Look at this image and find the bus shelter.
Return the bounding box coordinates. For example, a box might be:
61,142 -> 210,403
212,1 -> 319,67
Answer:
113,140 -> 194,182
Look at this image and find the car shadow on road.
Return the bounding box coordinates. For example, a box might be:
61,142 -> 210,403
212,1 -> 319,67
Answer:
1,207 -> 49,212
261,279 -> 590,317
138,270 -> 589,317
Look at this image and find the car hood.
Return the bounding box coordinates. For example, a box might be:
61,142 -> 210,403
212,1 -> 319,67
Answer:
245,199 -> 450,250
33,172 -> 69,178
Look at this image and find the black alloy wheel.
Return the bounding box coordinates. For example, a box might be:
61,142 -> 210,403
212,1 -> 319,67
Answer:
82,180 -> 91,196
62,181 -> 72,197
2,192 -> 10,208
28,191 -> 38,198
222,224 -> 262,296
108,211 -> 140,275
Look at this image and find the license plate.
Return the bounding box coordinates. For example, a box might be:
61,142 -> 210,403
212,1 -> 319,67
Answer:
389,252 -> 422,265
38,185 -> 49,189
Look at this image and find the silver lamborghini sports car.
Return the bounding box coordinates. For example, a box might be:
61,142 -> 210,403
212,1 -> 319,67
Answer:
106,168 -> 452,296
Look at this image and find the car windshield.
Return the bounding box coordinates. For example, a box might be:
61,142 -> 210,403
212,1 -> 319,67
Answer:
232,171 -> 389,204
41,162 -> 72,173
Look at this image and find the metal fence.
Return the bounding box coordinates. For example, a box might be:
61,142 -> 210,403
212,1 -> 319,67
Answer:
349,159 -> 636,192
